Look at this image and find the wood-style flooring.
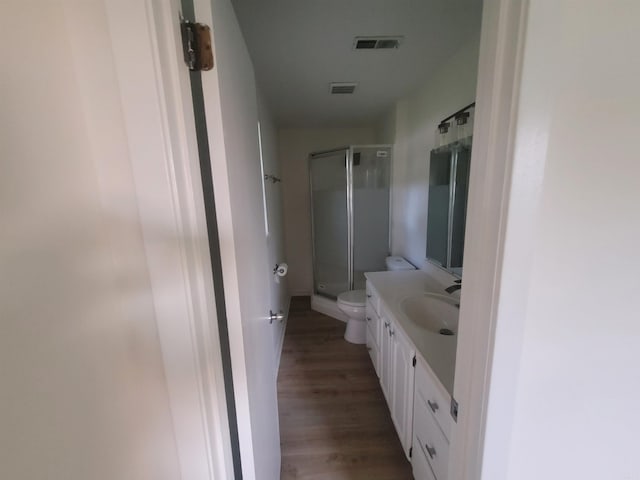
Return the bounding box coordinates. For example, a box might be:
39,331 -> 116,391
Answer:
278,296 -> 413,480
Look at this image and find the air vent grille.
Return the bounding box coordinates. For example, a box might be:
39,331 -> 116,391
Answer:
354,36 -> 403,50
329,82 -> 357,95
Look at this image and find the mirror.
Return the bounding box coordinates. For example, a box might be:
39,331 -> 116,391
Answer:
426,141 -> 471,276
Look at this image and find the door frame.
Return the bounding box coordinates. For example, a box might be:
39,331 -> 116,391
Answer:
105,1 -> 235,479
106,0 -> 536,479
449,1 -> 536,480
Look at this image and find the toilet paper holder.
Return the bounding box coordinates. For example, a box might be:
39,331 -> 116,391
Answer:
273,263 -> 288,276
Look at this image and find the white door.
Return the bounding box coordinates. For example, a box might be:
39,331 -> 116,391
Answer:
183,1 -> 282,478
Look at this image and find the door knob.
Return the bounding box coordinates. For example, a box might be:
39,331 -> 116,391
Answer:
269,310 -> 284,324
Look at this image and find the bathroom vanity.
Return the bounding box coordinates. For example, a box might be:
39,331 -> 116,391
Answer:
364,270 -> 458,480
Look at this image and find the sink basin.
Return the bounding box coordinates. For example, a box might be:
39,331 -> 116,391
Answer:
399,293 -> 459,334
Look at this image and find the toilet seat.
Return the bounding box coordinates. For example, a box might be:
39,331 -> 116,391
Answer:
337,289 -> 366,307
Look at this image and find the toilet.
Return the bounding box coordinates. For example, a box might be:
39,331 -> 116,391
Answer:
337,256 -> 416,344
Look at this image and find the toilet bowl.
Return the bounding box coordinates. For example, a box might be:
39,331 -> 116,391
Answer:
337,289 -> 367,344
337,257 -> 415,344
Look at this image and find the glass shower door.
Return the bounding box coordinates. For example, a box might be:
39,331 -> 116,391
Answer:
352,146 -> 391,290
310,149 -> 349,299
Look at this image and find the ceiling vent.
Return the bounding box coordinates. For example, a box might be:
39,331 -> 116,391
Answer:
354,36 -> 403,50
329,82 -> 357,95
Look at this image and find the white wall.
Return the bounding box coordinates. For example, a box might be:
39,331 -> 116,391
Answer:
378,33 -> 480,276
279,127 -> 376,295
480,2 -> 640,479
0,3 -> 180,478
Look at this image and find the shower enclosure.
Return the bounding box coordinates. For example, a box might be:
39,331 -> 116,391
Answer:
309,145 -> 392,299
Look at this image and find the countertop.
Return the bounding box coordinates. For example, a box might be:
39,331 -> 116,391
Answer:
364,270 -> 457,395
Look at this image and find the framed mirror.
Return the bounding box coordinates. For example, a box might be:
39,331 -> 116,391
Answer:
426,141 -> 471,276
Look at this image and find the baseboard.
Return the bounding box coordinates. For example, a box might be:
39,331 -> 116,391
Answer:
275,295 -> 290,375
311,294 -> 348,323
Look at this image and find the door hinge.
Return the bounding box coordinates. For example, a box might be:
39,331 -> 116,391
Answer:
180,18 -> 214,71
412,355 -> 416,367
409,446 -> 413,458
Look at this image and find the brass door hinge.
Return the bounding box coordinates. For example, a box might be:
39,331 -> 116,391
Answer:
180,18 -> 213,71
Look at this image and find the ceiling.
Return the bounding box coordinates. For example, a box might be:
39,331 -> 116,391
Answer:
231,0 -> 483,127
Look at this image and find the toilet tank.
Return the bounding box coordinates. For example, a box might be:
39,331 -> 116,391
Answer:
385,256 -> 416,271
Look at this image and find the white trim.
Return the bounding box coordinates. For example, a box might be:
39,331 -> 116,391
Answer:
311,295 -> 349,323
448,1 -> 532,480
105,1 -> 233,479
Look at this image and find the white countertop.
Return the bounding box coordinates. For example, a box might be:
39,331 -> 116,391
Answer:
364,270 -> 457,395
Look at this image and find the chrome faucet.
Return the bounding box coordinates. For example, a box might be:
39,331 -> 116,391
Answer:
445,279 -> 462,294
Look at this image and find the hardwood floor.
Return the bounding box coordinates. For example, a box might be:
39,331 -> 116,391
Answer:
278,297 -> 413,480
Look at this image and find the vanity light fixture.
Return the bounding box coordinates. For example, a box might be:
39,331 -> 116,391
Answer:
438,122 -> 451,134
436,103 -> 476,147
454,111 -> 470,125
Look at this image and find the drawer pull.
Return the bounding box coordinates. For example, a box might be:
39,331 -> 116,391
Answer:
366,316 -> 371,322
384,322 -> 389,329
389,329 -> 395,337
425,443 -> 436,459
427,400 -> 439,413
367,294 -> 372,298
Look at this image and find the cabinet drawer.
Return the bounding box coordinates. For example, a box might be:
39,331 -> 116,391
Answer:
415,354 -> 452,440
412,439 -> 437,480
414,392 -> 449,480
365,283 -> 380,315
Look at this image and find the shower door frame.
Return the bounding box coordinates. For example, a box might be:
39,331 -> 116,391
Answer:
309,144 -> 393,298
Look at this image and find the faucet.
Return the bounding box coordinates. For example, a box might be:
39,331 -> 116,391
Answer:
445,279 -> 462,294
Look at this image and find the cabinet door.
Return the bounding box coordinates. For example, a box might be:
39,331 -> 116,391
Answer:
390,321 -> 415,458
365,300 -> 380,348
379,311 -> 393,404
366,331 -> 379,378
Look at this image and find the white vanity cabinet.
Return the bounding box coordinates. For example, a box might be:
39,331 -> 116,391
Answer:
379,307 -> 415,459
364,277 -> 454,480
